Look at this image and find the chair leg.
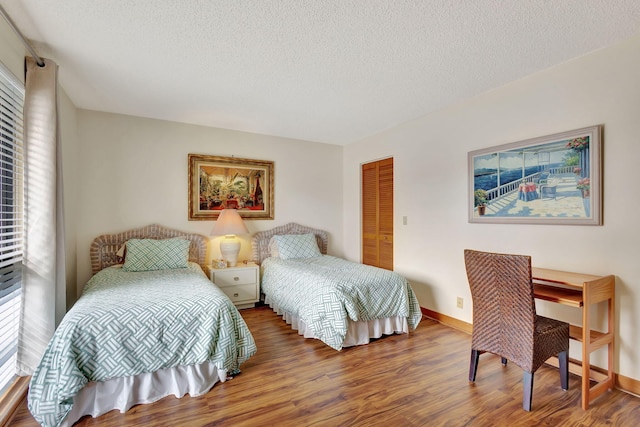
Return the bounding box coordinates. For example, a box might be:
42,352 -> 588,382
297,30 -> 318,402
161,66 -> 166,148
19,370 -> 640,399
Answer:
469,349 -> 480,382
523,371 -> 534,411
559,350 -> 569,391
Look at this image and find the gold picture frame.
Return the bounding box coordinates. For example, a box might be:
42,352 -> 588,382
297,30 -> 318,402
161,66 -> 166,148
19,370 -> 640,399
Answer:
188,154 -> 274,220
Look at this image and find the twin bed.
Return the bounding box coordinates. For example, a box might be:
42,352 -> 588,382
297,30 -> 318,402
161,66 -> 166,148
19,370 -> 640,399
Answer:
28,224 -> 257,427
252,223 -> 422,350
28,223 -> 421,426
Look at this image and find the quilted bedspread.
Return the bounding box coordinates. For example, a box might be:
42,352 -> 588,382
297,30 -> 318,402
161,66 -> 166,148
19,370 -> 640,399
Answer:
261,255 -> 421,350
28,263 -> 257,427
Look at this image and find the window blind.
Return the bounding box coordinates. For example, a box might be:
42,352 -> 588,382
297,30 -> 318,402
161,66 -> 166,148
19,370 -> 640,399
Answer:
0,60 -> 24,396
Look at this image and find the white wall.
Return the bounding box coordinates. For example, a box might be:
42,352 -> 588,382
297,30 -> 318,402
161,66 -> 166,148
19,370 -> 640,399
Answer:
75,111 -> 343,293
343,35 -> 640,381
59,89 -> 80,312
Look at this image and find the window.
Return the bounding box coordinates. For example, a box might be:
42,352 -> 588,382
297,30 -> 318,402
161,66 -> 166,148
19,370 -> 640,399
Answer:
0,61 -> 24,396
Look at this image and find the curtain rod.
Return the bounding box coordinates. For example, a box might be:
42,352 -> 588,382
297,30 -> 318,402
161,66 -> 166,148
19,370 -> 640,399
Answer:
0,4 -> 45,67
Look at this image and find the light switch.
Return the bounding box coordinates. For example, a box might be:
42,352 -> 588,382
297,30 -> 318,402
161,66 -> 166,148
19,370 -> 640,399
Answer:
402,216 -> 408,225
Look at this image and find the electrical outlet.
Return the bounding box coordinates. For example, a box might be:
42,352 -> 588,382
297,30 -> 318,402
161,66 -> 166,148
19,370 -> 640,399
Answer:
456,297 -> 464,309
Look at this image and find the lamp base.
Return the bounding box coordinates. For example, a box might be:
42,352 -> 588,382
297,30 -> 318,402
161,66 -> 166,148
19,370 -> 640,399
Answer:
220,235 -> 240,267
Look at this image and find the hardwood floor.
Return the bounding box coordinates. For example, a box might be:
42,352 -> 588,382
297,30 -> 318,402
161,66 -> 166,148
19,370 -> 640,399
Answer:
11,306 -> 640,426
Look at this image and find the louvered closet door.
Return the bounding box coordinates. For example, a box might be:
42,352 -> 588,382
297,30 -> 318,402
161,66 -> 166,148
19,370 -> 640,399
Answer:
362,158 -> 393,270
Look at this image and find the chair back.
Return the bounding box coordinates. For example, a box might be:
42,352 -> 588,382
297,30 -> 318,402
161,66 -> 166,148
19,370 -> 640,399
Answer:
464,249 -> 536,368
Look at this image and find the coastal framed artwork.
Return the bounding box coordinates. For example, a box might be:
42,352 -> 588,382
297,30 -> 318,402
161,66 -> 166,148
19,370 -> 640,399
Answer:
188,154 -> 274,220
468,125 -> 602,225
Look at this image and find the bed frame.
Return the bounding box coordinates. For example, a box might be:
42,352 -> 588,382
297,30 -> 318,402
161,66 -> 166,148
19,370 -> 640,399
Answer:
251,222 -> 328,264
90,223 -> 208,275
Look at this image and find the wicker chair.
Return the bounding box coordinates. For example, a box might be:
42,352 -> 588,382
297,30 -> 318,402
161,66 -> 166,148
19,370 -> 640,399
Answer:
463,249 -> 570,411
539,182 -> 558,200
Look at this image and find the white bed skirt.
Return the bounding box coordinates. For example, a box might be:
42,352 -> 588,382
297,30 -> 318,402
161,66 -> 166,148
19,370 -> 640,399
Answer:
61,362 -> 226,427
264,296 -> 409,348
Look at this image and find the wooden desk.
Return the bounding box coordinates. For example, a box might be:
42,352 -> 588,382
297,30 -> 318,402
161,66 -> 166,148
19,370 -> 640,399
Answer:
532,267 -> 615,410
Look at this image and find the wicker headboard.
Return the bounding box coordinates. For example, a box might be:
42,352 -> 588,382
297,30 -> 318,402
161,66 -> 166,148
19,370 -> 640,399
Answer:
250,223 -> 328,264
90,224 -> 208,275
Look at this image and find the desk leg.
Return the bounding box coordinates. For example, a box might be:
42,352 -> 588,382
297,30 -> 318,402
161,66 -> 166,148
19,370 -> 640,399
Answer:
606,296 -> 615,397
582,290 -> 590,410
581,290 -> 615,410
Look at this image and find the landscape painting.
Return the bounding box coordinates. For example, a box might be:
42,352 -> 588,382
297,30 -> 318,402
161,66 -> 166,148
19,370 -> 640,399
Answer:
468,125 -> 602,225
188,154 -> 274,220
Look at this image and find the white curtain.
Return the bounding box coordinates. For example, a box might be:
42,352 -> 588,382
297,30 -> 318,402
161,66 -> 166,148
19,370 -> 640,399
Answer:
16,57 -> 66,376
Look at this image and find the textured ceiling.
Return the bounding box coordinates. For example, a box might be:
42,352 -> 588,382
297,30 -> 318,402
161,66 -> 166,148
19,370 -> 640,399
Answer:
2,0 -> 640,145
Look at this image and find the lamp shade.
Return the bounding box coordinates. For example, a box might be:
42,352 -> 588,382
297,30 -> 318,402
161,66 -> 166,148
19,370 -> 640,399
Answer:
211,209 -> 249,236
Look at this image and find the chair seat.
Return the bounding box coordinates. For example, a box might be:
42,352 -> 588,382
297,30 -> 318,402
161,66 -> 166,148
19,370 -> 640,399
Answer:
535,315 -> 568,334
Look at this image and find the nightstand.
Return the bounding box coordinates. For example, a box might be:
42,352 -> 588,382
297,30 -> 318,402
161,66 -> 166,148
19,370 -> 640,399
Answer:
207,262 -> 259,309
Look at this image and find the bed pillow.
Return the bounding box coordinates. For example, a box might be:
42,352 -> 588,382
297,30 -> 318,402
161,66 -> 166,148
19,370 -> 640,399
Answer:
271,233 -> 321,260
122,238 -> 190,271
115,243 -> 127,263
268,236 -> 280,258
115,237 -> 179,264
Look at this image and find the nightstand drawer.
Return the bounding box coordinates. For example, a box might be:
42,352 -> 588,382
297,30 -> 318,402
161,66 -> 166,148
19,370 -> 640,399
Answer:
213,269 -> 257,286
220,284 -> 258,303
207,264 -> 259,309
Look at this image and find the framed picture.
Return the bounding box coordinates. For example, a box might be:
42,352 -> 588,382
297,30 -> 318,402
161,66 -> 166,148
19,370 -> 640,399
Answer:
468,125 -> 602,225
188,154 -> 274,220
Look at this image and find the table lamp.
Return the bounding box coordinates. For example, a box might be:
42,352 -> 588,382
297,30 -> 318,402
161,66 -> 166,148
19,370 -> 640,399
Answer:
211,208 -> 249,267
